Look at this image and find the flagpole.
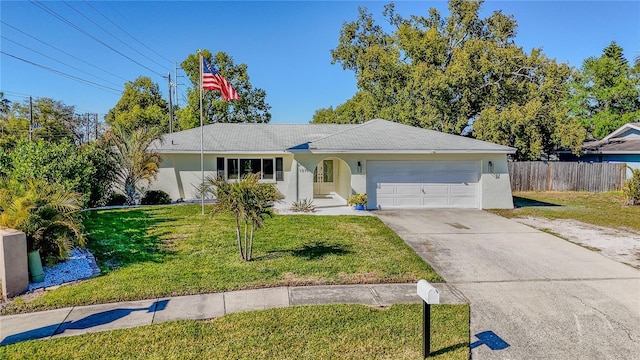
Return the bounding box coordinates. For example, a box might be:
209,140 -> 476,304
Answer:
199,52 -> 205,215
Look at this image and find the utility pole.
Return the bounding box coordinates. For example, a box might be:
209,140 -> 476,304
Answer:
29,96 -> 33,141
174,61 -> 179,108
167,71 -> 174,133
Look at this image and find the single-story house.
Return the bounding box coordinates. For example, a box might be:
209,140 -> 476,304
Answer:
558,123 -> 640,176
149,119 -> 516,209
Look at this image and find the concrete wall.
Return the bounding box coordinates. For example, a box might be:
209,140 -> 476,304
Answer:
0,229 -> 28,299
152,152 -> 514,209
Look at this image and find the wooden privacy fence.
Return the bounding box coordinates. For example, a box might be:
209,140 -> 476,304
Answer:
508,162 -> 628,192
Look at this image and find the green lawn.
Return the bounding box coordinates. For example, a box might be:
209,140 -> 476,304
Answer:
490,191 -> 640,231
1,304 -> 469,360
3,204 -> 440,314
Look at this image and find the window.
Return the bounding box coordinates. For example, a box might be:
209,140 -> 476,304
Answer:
263,159 -> 274,180
227,158 -> 239,179
225,157 -> 278,181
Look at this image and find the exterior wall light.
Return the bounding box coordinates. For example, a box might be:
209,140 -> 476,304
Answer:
357,161 -> 362,173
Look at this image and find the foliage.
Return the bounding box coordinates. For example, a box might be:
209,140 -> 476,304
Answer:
205,174 -> 283,261
105,76 -> 169,133
0,179 -> 84,263
177,50 -> 271,129
82,141 -> 118,208
5,139 -> 95,204
1,304 -> 470,360
317,1 -> 585,160
623,167 -> 640,206
0,97 -> 81,144
105,124 -> 163,205
105,193 -> 128,206
141,190 -> 172,205
290,198 -> 316,212
569,41 -> 640,140
2,205 -> 439,314
347,193 -> 368,206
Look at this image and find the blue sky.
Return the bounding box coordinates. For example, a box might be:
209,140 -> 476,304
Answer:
1,1 -> 639,124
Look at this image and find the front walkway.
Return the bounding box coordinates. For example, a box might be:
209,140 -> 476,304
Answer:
0,283 -> 465,346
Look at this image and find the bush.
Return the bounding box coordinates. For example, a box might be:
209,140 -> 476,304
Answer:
347,193 -> 367,206
623,167 -> 640,205
141,190 -> 171,205
105,193 -> 128,206
290,198 -> 316,212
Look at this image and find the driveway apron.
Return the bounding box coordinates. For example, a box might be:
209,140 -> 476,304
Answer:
376,209 -> 640,360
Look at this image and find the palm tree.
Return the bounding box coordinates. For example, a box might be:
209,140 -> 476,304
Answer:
205,174 -> 283,261
105,124 -> 163,205
0,179 -> 84,262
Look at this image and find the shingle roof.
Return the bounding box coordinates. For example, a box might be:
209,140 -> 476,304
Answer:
583,138 -> 640,153
152,119 -> 515,154
582,123 -> 640,154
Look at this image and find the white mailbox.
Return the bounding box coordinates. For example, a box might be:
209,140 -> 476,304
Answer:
417,279 -> 440,304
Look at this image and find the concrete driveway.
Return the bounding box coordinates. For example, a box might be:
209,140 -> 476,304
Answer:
376,209 -> 640,360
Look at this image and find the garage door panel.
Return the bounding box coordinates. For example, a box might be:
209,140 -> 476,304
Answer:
396,197 -> 422,207
396,184 -> 422,195
376,184 -> 396,195
367,161 -> 479,209
450,185 -> 477,196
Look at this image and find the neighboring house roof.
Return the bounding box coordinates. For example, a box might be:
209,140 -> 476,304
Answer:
583,123 -> 640,154
152,119 -> 515,154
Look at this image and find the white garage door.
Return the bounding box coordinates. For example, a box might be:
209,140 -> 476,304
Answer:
366,161 -> 479,209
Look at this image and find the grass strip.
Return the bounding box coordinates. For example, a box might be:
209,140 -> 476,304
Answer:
1,303 -> 469,360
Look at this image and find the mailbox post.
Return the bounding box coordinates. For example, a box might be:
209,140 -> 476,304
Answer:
417,279 -> 440,358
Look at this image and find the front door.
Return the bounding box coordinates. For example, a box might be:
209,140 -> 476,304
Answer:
313,159 -> 335,195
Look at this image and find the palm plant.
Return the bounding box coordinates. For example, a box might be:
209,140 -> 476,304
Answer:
105,124 -> 163,205
0,179 -> 84,263
205,174 -> 283,261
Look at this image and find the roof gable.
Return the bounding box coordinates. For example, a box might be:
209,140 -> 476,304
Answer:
604,123 -> 640,141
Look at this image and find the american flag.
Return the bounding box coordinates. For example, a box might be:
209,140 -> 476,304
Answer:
202,58 -> 240,101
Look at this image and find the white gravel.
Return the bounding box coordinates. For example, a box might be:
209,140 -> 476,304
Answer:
28,248 -> 100,291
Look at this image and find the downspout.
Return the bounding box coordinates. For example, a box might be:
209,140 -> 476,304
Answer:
295,161 -> 299,202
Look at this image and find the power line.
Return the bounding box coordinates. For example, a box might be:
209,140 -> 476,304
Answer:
82,0 -> 173,65
1,35 -> 122,88
1,51 -> 122,94
62,0 -> 168,70
0,20 -> 128,82
29,0 -> 165,77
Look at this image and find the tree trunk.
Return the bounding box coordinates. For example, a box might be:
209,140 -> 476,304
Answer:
243,222 -> 248,261
248,226 -> 254,261
235,215 -> 244,260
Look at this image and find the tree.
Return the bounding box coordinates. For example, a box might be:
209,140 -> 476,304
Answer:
2,97 -> 81,144
569,41 -> 640,140
105,124 -> 163,205
318,1 -> 585,159
204,174 -> 283,261
106,76 -> 169,132
177,50 -> 271,129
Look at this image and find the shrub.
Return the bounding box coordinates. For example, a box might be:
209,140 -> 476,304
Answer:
623,167 -> 640,206
0,179 -> 84,264
347,193 -> 367,206
290,198 -> 316,212
105,193 -> 128,206
141,190 -> 171,205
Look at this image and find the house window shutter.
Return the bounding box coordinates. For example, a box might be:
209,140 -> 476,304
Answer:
216,157 -> 225,178
276,157 -> 284,181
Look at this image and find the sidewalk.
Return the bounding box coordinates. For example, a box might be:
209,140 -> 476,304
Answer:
0,283 -> 465,346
